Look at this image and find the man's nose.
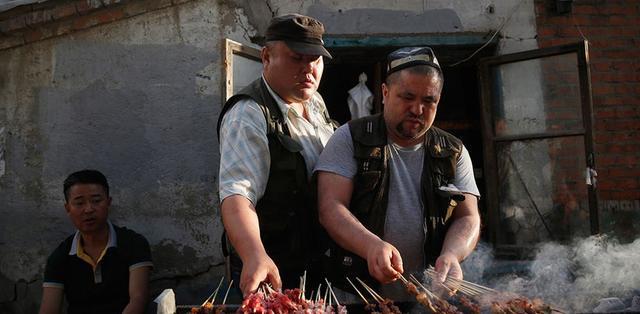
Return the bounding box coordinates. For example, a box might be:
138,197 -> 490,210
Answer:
84,203 -> 96,213
409,102 -> 424,115
301,61 -> 313,74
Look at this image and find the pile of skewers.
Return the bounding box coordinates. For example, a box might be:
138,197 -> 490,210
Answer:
345,277 -> 402,314
191,277 -> 234,314
237,274 -> 347,313
194,267 -> 563,313
393,266 -> 563,314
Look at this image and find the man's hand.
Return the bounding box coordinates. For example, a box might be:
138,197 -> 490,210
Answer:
240,253 -> 281,296
366,240 -> 404,284
221,195 -> 281,296
434,252 -> 463,283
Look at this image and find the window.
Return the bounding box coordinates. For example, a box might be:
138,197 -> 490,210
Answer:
478,41 -> 598,254
222,39 -> 262,102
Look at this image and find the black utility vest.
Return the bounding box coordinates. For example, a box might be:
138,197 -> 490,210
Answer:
217,78 -> 334,286
322,113 -> 464,288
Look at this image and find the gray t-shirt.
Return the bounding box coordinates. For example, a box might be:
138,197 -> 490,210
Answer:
314,124 -> 480,299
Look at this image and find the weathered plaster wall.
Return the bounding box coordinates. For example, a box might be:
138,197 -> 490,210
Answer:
0,0 -> 258,311
0,0 -> 537,312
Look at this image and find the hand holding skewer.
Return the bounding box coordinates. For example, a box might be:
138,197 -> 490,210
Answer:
434,252 -> 463,283
239,253 -> 281,296
365,239 -> 404,283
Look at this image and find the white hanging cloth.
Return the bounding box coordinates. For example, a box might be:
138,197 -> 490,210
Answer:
347,72 -> 373,120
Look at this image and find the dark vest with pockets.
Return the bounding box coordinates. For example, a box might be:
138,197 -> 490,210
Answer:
321,113 -> 465,289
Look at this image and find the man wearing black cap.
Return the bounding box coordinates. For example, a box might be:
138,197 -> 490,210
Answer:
314,47 -> 481,298
217,14 -> 335,296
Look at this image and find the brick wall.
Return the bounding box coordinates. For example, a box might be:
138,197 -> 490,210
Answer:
535,0 -> 640,239
0,0 -> 193,50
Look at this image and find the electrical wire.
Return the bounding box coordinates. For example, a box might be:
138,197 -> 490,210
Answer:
447,0 -> 527,67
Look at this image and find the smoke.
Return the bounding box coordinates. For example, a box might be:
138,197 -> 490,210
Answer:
460,236 -> 640,312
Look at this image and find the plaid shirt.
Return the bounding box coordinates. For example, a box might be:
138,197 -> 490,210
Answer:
218,77 -> 335,205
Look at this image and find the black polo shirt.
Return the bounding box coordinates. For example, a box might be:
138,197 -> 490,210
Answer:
43,222 -> 153,314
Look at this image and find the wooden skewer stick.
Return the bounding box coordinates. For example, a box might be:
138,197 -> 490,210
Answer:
300,271 -> 307,300
425,271 -> 483,296
201,276 -> 225,307
263,282 -> 276,295
315,284 -> 322,303
346,277 -> 369,305
409,274 -> 439,300
210,276 -> 225,304
444,283 -> 478,296
325,278 -> 341,307
323,284 -> 330,305
441,275 -> 493,294
426,266 -> 496,294
221,280 -> 233,305
407,275 -> 439,313
422,270 -> 465,296
398,274 -> 410,285
355,277 -> 383,303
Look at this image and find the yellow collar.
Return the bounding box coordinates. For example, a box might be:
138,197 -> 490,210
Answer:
69,221 -> 117,269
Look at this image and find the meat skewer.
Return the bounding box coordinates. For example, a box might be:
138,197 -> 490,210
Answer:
404,274 -> 463,314
202,276 -> 226,307
424,266 -> 563,314
325,278 -> 347,314
191,277 -> 227,314
425,266 -> 496,296
355,277 -> 402,314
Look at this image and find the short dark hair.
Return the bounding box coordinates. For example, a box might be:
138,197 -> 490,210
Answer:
63,169 -> 109,202
385,64 -> 444,89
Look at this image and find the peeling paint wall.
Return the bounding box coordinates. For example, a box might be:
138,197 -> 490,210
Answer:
0,0 -> 537,312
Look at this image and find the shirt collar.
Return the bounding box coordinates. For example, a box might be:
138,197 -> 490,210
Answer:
68,220 -> 117,256
261,75 -> 318,119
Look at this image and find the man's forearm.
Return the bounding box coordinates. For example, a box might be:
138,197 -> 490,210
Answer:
124,266 -> 150,314
320,200 -> 381,259
39,287 -> 63,314
440,207 -> 480,261
221,195 -> 268,261
317,172 -> 381,259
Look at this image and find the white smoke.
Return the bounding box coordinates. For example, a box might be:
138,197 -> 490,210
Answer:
461,236 -> 640,312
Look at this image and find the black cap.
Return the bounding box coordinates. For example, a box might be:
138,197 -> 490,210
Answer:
265,13 -> 332,59
386,47 -> 440,76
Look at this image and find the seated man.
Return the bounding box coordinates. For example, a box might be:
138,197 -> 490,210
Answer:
39,169 -> 153,314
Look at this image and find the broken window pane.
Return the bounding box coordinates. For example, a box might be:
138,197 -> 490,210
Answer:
496,136 -> 590,245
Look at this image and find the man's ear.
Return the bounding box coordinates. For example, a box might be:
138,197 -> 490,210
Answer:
261,46 -> 270,65
64,203 -> 70,214
381,83 -> 389,101
107,196 -> 112,207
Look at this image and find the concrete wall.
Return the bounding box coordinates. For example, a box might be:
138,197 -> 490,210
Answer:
0,0 -> 537,312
